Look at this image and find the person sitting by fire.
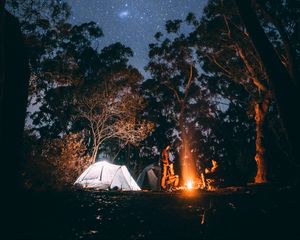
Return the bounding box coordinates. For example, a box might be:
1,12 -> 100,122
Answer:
161,144 -> 179,191
204,159 -> 219,190
205,159 -> 218,175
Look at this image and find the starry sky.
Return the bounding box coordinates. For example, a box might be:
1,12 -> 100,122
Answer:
66,0 -> 207,76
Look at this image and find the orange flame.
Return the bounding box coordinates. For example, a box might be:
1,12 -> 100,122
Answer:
180,135 -> 197,190
186,180 -> 193,190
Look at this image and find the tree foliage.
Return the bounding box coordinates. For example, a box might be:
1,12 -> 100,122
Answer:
74,72 -> 154,162
23,132 -> 92,190
143,18 -> 220,180
7,0 -> 153,188
5,0 -> 299,188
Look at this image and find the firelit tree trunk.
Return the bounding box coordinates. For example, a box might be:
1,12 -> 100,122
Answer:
254,95 -> 270,183
179,103 -> 198,185
179,102 -> 190,184
179,105 -> 187,181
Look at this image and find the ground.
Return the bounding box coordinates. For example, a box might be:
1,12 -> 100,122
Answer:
6,185 -> 299,240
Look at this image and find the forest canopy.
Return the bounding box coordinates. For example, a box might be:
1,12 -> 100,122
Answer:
4,0 -> 299,190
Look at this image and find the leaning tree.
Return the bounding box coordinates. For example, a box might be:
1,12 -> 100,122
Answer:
188,0 -> 274,183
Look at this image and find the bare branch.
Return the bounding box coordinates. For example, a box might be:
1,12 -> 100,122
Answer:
74,82 -> 154,161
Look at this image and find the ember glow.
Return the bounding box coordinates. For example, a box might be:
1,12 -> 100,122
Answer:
180,134 -> 198,190
186,180 -> 193,190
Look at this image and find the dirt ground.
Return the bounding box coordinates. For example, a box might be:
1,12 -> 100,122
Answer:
5,184 -> 300,240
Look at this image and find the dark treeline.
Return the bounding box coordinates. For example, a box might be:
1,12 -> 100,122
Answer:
2,0 -> 299,190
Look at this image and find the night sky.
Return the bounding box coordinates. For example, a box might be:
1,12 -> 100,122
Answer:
66,0 -> 207,76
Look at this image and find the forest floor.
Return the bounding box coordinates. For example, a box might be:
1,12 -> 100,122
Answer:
6,184 -> 300,240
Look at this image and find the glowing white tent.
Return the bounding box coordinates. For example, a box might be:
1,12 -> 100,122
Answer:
74,161 -> 140,191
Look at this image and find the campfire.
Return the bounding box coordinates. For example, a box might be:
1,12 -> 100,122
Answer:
183,178 -> 203,190
180,138 -> 217,191
180,141 -> 199,191
186,180 -> 193,190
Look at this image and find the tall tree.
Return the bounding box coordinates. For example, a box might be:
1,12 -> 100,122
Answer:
187,0 -> 272,182
144,20 -> 218,184
1,2 -> 29,189
29,21 -> 103,137
235,0 -> 300,182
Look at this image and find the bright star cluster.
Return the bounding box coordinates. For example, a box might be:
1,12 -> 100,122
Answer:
66,0 -> 207,76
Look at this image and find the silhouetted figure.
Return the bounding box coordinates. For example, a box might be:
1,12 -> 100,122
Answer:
160,145 -> 179,190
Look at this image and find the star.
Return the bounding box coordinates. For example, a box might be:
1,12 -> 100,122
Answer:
119,10 -> 129,19
66,0 -> 206,76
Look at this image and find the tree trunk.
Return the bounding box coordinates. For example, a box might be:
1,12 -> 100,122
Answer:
1,7 -> 29,237
0,10 -> 29,190
0,1 -> 5,112
254,96 -> 270,183
91,145 -> 99,162
179,103 -> 197,185
235,0 -> 300,182
179,105 -> 187,182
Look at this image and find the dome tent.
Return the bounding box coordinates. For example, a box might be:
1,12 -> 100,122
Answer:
137,163 -> 161,191
74,161 -> 140,191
